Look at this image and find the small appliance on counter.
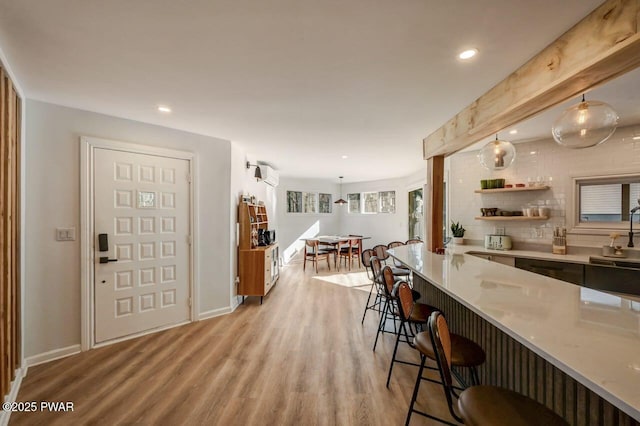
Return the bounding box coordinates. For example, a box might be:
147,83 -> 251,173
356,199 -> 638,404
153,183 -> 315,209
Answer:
484,235 -> 512,250
258,229 -> 276,246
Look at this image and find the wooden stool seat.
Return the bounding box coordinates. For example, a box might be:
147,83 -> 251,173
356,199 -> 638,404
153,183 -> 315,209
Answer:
458,386 -> 568,426
414,331 -> 486,367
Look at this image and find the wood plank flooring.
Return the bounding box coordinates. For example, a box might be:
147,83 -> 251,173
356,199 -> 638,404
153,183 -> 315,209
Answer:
11,261 -> 453,425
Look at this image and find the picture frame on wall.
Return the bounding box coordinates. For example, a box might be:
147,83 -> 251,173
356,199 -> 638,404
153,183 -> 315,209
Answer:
319,193 -> 332,213
287,191 -> 302,213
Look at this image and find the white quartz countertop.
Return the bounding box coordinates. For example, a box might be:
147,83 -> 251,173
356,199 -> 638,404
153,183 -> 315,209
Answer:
388,244 -> 640,422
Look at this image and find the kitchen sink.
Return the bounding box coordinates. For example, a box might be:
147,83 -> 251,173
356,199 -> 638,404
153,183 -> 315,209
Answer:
589,255 -> 640,269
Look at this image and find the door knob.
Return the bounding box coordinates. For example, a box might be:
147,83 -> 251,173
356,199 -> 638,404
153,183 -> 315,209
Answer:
99,257 -> 118,264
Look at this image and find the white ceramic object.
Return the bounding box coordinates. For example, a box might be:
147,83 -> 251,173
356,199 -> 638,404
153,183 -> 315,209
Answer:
452,237 -> 465,245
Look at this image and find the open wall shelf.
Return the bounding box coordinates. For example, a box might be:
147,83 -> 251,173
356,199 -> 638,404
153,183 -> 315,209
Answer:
474,186 -> 550,194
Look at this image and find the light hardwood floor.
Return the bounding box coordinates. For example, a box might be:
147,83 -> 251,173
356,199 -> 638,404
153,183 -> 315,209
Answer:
11,260 -> 454,425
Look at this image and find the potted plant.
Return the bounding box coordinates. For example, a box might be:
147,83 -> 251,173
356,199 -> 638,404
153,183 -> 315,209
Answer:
450,221 -> 466,245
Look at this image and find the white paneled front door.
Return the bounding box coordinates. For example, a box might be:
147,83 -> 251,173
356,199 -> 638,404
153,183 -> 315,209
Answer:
94,148 -> 191,343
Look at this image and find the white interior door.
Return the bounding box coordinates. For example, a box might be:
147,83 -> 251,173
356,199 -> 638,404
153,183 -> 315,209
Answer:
94,148 -> 191,343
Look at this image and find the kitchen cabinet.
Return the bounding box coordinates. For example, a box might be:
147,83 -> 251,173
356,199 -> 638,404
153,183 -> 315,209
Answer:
514,258 -> 584,285
470,253 -> 515,267
584,264 -> 640,296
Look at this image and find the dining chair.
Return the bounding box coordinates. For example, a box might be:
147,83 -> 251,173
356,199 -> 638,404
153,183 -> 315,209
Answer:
338,238 -> 361,270
405,312 -> 566,426
405,238 -> 422,245
303,239 -> 331,273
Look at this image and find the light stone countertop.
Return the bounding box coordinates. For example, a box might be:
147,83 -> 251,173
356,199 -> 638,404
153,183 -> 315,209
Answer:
388,244 -> 640,422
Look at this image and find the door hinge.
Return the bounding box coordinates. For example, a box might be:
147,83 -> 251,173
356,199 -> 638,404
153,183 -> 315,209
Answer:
187,235 -> 192,245
187,172 -> 192,183
188,298 -> 192,307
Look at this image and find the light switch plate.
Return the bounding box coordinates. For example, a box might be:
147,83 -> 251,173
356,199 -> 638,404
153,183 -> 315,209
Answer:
56,227 -> 76,241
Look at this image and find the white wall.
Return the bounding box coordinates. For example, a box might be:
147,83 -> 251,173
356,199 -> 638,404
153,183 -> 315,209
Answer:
447,125 -> 640,248
275,171 -> 426,261
229,144 -> 277,306
25,100 -> 233,359
276,177 -> 341,263
340,175 -> 423,249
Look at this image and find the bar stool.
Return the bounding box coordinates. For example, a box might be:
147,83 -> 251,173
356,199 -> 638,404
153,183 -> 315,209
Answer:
387,241 -> 412,279
361,250 -> 383,324
373,265 -> 401,351
405,311 -> 568,426
385,281 -> 438,388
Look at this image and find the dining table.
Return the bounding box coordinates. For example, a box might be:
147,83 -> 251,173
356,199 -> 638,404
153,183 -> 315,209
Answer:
300,235 -> 370,270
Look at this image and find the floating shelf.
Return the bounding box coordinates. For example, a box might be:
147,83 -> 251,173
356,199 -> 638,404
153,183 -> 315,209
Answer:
475,216 -> 548,221
474,186 -> 550,194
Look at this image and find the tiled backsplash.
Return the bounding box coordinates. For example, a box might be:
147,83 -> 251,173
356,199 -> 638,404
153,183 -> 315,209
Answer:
447,125 -> 640,248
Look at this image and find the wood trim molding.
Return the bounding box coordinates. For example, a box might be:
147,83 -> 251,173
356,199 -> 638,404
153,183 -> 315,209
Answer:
423,0 -> 640,158
426,156 -> 444,252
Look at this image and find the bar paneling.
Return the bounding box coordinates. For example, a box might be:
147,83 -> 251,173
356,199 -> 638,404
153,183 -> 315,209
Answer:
414,274 -> 639,426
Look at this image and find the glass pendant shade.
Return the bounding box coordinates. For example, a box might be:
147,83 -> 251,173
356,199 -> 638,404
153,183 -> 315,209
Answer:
478,138 -> 516,171
551,99 -> 619,149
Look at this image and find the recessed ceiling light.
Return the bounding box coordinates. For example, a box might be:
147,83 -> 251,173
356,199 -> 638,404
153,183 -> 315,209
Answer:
530,151 -> 537,155
509,129 -> 518,135
157,105 -> 172,113
458,49 -> 478,60
341,155 -> 348,159
632,136 -> 640,140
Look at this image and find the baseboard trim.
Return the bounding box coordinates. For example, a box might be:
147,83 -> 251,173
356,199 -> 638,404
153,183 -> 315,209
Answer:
25,344 -> 81,367
1,366 -> 28,426
198,306 -> 232,321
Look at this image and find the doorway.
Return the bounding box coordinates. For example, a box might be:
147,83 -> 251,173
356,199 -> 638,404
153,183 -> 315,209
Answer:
81,137 -> 195,347
408,188 -> 424,241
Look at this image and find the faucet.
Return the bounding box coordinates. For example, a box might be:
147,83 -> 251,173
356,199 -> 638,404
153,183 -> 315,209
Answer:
628,204 -> 640,247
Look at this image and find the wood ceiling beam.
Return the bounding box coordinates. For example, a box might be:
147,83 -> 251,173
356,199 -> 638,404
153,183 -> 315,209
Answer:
423,0 -> 640,158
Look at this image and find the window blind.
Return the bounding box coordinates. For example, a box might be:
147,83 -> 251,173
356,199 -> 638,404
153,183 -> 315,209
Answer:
580,184 -> 621,214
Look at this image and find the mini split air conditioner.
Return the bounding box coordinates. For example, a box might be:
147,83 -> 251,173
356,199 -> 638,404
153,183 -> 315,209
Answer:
257,165 -> 279,187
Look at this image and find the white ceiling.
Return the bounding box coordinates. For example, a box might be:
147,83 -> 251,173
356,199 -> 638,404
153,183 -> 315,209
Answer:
0,0 -> 609,182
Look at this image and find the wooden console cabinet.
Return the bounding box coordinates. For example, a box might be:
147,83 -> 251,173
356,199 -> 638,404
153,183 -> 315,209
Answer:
238,198 -> 279,303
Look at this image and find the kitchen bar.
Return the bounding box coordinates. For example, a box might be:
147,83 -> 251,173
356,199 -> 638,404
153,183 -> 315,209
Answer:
389,243 -> 640,425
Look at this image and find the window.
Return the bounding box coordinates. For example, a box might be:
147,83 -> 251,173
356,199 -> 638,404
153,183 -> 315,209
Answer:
572,174 -> 640,232
348,191 -> 397,214
363,192 -> 378,214
287,191 -> 331,214
379,191 -> 396,213
286,191 -> 302,213
302,192 -> 317,213
318,193 -> 332,213
348,193 -> 360,214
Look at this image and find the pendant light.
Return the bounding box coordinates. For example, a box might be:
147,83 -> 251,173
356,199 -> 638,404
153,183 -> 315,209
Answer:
478,134 -> 516,171
551,94 -> 619,149
334,176 -> 347,205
